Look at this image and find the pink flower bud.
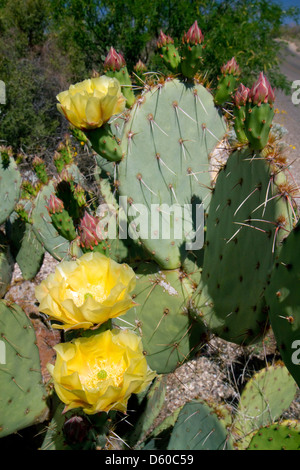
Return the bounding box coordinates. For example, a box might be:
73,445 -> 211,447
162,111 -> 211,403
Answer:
183,21 -> 204,45
157,30 -> 174,48
47,194 -> 64,214
134,59 -> 147,73
79,211 -> 102,250
249,72 -> 275,105
221,57 -> 240,76
234,84 -> 250,106
104,47 -> 126,71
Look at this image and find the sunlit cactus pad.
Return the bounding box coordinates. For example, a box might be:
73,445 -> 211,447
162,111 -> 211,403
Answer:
116,78 -> 227,269
114,262 -> 208,374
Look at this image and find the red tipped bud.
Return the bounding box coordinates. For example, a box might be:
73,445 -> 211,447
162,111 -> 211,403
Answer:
234,84 -> 250,107
249,72 -> 275,105
157,30 -> 174,48
221,57 -> 240,76
104,47 -> 126,71
79,211 -> 103,250
183,21 -> 204,45
47,194 -> 64,214
134,59 -> 147,74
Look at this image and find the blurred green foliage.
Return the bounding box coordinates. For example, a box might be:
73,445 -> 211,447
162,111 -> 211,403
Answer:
0,0 -> 299,155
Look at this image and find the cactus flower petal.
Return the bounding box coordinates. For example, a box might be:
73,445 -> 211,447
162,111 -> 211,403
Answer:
47,329 -> 156,414
35,252 -> 136,330
57,76 -> 126,130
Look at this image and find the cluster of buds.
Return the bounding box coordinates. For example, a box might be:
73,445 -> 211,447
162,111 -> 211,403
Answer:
104,47 -> 126,72
249,72 -> 275,106
182,20 -> 204,45
232,73 -> 276,149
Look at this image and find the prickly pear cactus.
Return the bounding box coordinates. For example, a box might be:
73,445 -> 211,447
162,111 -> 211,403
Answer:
0,231 -> 14,298
191,147 -> 294,345
265,221 -> 300,387
0,150 -> 21,225
6,209 -> 45,281
0,301 -> 49,438
167,400 -> 233,450
114,262 -> 208,374
126,375 -> 168,448
234,363 -> 297,445
247,421 -> 300,450
115,79 -> 226,269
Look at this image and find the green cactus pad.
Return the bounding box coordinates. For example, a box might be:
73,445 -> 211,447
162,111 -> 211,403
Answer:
143,406 -> 183,450
159,43 -> 181,74
192,148 -> 293,345
0,301 -> 49,438
233,105 -> 248,144
265,221 -> 300,387
0,154 -> 21,225
245,103 -> 274,150
0,231 -> 14,298
6,214 -> 45,281
234,363 -> 297,442
126,375 -> 168,448
116,78 -> 226,269
97,177 -> 148,263
214,74 -> 239,107
114,262 -> 208,374
31,181 -> 83,261
247,420 -> 300,450
167,400 -> 233,450
86,124 -> 123,162
49,209 -> 77,242
40,402 -> 72,450
180,44 -> 204,79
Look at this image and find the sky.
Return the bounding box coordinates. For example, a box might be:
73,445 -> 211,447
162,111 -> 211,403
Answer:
274,0 -> 300,24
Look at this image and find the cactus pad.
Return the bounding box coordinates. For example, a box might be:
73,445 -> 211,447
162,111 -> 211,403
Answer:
0,301 -> 49,437
114,79 -> 226,269
235,363 -> 297,441
0,154 -> 21,225
191,148 -> 293,345
114,262 -> 208,374
266,221 -> 300,387
247,420 -> 300,450
167,400 -> 233,450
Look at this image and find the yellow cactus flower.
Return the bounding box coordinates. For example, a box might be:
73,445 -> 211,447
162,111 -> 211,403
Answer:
35,252 -> 136,330
48,329 -> 156,414
56,76 -> 126,130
